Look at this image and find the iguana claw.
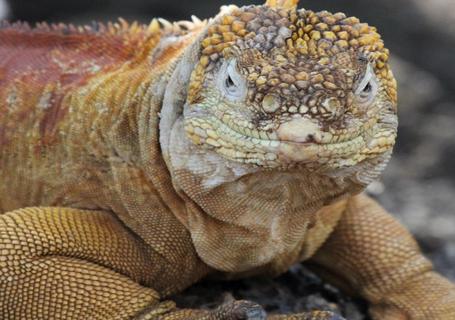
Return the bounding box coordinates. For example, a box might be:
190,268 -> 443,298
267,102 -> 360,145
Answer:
213,300 -> 267,320
268,310 -> 345,320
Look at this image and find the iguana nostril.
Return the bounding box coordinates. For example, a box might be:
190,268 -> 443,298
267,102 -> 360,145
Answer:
321,97 -> 343,118
306,133 -> 316,143
262,94 -> 281,113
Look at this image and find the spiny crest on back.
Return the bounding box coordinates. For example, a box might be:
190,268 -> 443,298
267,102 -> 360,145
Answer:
0,17 -> 206,39
0,17 -> 207,74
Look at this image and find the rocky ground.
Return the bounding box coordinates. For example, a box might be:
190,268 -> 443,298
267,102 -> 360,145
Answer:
4,0 -> 455,318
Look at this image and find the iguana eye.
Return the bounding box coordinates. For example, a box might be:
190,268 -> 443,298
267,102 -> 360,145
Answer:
218,59 -> 247,101
361,82 -> 372,94
355,64 -> 379,106
225,74 -> 235,89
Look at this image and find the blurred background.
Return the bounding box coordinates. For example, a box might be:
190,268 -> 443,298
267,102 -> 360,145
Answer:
2,0 -> 454,318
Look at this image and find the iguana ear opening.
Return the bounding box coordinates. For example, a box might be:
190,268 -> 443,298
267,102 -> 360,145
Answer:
265,0 -> 299,10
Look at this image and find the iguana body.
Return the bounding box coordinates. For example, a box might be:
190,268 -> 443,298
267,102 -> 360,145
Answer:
0,1 -> 454,319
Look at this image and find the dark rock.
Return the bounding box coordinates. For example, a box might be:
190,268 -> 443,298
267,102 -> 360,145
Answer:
173,265 -> 370,319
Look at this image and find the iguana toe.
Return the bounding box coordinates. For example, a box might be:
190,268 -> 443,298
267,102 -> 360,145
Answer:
268,310 -> 345,320
214,300 -> 266,320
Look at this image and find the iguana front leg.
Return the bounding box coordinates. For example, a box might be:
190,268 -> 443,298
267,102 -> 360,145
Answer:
0,207 -> 264,320
0,207 -> 350,320
309,194 -> 455,320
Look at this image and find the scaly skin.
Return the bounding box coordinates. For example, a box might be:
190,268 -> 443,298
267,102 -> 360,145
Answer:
0,0 -> 454,319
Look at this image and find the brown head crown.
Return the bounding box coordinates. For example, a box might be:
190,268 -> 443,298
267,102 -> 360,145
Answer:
188,0 -> 396,108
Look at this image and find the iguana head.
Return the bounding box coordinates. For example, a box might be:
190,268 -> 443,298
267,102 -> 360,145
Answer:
182,0 -> 397,184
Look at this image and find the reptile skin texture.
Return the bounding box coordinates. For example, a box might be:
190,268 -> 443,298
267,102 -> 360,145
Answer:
0,0 -> 454,319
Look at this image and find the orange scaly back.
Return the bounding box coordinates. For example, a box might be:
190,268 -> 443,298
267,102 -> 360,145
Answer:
0,21 -> 160,146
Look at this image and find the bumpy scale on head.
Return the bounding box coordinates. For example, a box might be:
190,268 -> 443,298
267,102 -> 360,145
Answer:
184,0 -> 397,177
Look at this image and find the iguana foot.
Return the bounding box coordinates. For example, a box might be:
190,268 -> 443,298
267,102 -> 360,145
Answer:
136,300 -> 267,320
268,310 -> 345,320
211,300 -> 267,320
212,302 -> 344,320
140,300 -> 344,320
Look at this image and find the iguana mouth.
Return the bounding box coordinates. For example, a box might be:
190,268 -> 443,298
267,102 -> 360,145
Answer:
185,109 -> 395,168
185,106 -> 378,145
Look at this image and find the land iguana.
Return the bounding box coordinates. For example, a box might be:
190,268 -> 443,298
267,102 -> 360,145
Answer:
0,0 -> 454,319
